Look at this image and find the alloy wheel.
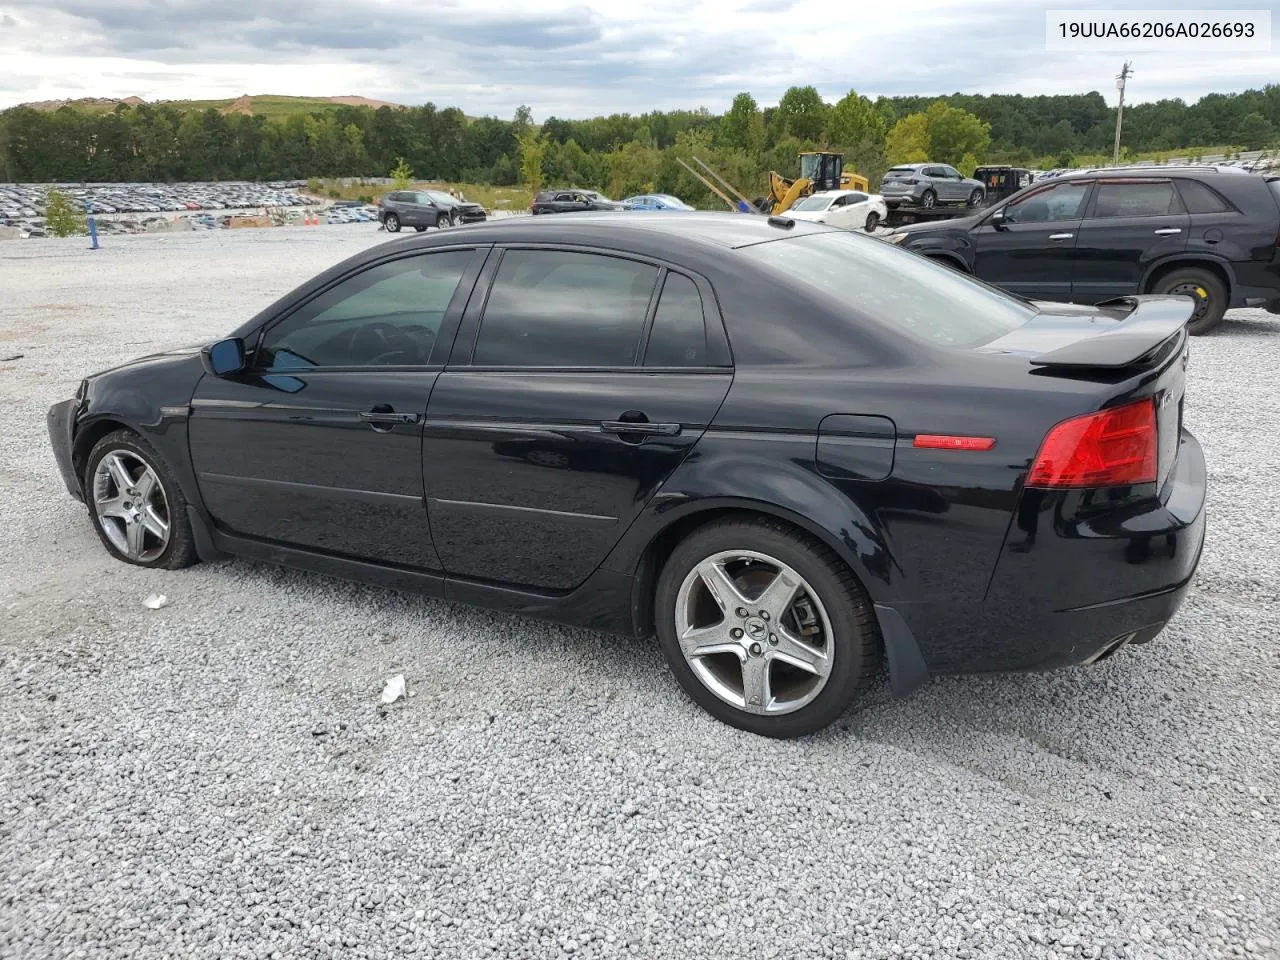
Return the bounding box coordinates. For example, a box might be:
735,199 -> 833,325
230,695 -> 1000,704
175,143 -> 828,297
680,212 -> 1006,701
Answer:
673,549 -> 834,716
92,450 -> 171,562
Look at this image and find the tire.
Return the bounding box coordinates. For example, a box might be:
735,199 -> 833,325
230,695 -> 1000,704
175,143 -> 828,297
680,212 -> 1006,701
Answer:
436,213 -> 450,229
383,213 -> 401,233
654,517 -> 880,739
863,211 -> 881,232
1151,266 -> 1229,335
919,189 -> 936,208
967,189 -> 983,206
414,226 -> 427,232
84,429 -> 198,570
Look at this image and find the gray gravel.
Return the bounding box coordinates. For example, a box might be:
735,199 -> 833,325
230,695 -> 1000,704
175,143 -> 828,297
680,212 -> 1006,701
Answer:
2,226 -> 1279,960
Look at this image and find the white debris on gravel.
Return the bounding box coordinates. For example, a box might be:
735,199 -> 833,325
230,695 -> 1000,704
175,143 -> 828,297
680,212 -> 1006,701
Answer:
2,225 -> 1278,959
142,594 -> 169,610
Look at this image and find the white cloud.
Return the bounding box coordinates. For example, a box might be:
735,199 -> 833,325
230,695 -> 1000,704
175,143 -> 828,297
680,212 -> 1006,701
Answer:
0,0 -> 1276,116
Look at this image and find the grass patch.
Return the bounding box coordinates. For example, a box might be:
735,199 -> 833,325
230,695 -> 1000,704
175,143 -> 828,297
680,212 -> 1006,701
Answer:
309,178 -> 532,211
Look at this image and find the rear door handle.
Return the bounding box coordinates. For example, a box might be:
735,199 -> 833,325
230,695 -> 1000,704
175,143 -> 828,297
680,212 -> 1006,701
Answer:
1048,232 -> 1074,241
600,420 -> 681,436
1153,228 -> 1182,235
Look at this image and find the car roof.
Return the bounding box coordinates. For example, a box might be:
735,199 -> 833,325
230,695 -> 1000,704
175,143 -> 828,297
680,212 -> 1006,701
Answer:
385,211 -> 833,252
1053,165 -> 1254,180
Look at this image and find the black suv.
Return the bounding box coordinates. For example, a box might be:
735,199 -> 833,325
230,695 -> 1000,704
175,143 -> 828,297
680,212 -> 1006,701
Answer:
530,189 -> 627,215
378,190 -> 485,232
888,166 -> 1280,334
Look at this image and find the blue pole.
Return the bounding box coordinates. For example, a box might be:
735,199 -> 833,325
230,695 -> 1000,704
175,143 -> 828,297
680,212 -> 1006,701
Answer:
85,199 -> 99,250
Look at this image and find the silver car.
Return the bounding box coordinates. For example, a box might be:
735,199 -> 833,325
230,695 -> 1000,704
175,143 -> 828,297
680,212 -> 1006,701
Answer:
880,163 -> 986,208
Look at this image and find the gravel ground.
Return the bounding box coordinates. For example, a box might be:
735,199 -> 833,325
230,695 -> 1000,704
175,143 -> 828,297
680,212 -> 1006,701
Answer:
2,226 -> 1278,960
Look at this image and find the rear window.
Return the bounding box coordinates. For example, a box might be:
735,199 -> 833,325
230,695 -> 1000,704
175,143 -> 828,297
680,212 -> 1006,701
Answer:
738,232 -> 1035,349
884,167 -> 916,178
1176,179 -> 1233,214
1091,181 -> 1182,218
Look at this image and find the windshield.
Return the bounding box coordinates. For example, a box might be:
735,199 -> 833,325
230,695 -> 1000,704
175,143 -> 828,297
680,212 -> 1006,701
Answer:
653,194 -> 694,210
424,191 -> 454,203
738,232 -> 1036,349
790,195 -> 833,212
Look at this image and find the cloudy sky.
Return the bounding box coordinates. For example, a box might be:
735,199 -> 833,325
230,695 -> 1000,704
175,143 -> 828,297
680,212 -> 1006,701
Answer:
0,0 -> 1276,118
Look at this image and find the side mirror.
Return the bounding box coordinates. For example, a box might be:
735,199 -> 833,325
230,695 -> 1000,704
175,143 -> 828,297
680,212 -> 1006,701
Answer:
202,336 -> 246,376
988,208 -> 1008,231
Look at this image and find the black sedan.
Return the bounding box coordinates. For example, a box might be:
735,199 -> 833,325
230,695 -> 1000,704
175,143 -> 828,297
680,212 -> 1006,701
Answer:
46,213 -> 1207,738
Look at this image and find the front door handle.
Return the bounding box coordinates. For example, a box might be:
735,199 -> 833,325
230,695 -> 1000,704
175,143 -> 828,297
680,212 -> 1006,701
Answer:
1048,232 -> 1074,241
360,405 -> 421,431
1153,227 -> 1182,235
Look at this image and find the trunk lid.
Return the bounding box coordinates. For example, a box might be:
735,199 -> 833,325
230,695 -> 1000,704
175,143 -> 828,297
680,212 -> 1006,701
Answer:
978,295 -> 1192,490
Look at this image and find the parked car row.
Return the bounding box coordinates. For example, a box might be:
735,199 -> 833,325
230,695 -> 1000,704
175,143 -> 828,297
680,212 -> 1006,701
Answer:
0,180 -> 312,224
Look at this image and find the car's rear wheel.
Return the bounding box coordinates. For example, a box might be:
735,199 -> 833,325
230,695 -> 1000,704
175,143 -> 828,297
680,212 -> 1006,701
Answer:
1153,267 -> 1228,335
655,518 -> 880,738
863,211 -> 881,232
919,189 -> 936,208
84,429 -> 198,570
967,188 -> 983,206
436,213 -> 450,229
383,213 -> 401,232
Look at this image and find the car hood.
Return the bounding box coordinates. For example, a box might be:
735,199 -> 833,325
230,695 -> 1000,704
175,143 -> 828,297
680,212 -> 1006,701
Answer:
86,342 -> 205,380
892,210 -> 987,237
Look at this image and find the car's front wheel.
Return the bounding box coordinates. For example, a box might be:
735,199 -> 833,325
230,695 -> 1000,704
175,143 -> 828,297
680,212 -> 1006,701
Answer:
655,518 -> 880,738
84,429 -> 198,569
967,188 -> 983,206
436,213 -> 450,229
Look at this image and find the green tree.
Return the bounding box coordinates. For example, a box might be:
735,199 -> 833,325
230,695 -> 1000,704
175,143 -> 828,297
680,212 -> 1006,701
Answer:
390,156 -> 414,188
1235,112 -> 1275,150
826,89 -> 886,148
718,92 -> 765,154
885,113 -> 930,164
774,86 -> 829,142
922,100 -> 990,166
517,130 -> 548,194
45,189 -> 87,237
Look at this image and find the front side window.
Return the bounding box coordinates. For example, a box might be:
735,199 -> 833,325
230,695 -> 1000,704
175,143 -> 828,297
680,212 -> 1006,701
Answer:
472,249 -> 659,367
257,250 -> 475,370
1003,180 -> 1091,223
1091,181 -> 1183,218
738,231 -> 1035,349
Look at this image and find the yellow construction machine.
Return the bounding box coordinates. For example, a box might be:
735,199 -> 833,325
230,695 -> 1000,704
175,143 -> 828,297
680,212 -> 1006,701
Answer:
677,151 -> 870,214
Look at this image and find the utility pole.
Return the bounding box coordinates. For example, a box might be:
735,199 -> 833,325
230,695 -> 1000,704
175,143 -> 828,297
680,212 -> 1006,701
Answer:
1113,61 -> 1133,166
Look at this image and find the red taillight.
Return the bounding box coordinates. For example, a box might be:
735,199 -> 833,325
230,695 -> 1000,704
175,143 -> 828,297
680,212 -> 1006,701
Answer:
1027,398 -> 1157,488
913,434 -> 996,451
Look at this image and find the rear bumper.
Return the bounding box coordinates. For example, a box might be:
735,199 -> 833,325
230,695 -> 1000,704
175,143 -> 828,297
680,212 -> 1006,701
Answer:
47,398 -> 82,500
912,429 -> 1207,675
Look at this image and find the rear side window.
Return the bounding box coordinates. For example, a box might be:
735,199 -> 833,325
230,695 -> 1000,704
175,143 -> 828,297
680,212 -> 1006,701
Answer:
473,249 -> 659,367
738,232 -> 1035,349
643,273 -> 707,367
1091,181 -> 1183,218
1176,179 -> 1235,214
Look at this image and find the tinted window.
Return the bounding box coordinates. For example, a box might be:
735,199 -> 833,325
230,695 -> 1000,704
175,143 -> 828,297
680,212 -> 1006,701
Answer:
258,250 -> 474,370
473,250 -> 659,367
738,231 -> 1035,349
1092,181 -> 1183,218
644,273 -> 708,367
1176,179 -> 1234,214
1004,180 -> 1090,223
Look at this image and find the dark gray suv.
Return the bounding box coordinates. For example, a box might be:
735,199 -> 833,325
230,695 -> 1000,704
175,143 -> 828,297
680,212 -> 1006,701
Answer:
378,191 -> 456,232
881,163 -> 986,208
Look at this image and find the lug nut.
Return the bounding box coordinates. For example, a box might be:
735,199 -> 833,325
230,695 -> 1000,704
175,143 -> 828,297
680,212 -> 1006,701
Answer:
731,628 -> 743,639
759,611 -> 770,620
749,643 -> 763,656
736,607 -> 749,618
769,635 -> 778,645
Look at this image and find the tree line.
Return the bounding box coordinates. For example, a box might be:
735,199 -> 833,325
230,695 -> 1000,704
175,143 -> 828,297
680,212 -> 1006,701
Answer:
2,84 -> 1278,207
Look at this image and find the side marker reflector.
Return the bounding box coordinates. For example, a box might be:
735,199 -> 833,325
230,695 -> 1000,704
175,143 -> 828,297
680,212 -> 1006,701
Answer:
913,434 -> 996,451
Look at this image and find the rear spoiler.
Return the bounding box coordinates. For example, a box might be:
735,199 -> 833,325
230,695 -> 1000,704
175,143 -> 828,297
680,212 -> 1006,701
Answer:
1028,295 -> 1193,369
